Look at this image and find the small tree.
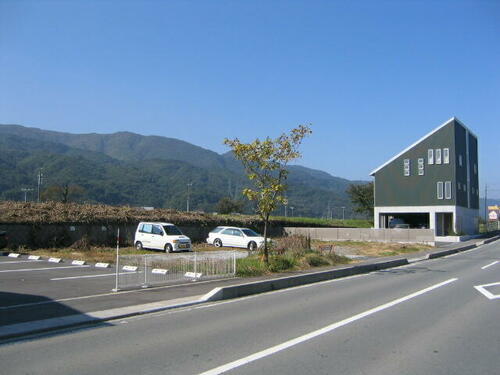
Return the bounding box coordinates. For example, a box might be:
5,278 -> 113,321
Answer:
346,182 -> 374,217
42,183 -> 85,203
216,197 -> 245,214
224,125 -> 312,263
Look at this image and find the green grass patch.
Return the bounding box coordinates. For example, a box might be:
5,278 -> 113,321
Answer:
236,256 -> 268,277
272,216 -> 372,228
304,253 -> 330,267
268,255 -> 298,273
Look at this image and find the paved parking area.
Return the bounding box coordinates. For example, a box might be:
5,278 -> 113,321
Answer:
0,254 -> 244,327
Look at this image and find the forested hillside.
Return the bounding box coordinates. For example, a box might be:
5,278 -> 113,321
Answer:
0,124 -> 370,218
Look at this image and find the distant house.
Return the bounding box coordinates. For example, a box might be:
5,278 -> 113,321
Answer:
370,117 -> 479,237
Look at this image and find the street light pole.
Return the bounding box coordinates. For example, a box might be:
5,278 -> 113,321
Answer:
342,206 -> 345,221
21,188 -> 34,202
37,169 -> 44,203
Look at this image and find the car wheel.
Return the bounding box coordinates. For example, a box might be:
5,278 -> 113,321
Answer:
135,241 -> 143,250
165,243 -> 173,253
214,238 -> 222,247
248,241 -> 257,251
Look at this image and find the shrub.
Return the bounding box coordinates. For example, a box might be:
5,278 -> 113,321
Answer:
272,235 -> 311,257
236,256 -> 268,277
268,255 -> 297,273
70,234 -> 92,250
325,253 -> 351,265
304,253 -> 330,267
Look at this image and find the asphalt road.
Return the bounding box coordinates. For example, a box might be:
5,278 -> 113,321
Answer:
0,253 -> 245,326
1,240 -> 499,374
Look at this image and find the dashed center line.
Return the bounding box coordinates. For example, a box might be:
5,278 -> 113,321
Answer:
481,261 -> 498,270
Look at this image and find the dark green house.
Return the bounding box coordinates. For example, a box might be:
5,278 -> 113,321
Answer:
370,117 -> 479,237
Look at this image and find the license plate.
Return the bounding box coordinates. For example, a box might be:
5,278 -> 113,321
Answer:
179,243 -> 188,249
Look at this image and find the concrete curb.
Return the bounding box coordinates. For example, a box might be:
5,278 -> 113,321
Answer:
428,244 -> 477,259
202,258 -> 409,301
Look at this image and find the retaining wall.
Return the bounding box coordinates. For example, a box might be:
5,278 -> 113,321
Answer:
285,227 -> 435,244
0,222 -> 287,249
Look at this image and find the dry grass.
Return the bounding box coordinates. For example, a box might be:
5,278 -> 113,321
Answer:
0,201 -> 361,229
0,201 -> 233,225
22,246 -> 157,264
312,240 -> 433,257
15,242 -> 237,264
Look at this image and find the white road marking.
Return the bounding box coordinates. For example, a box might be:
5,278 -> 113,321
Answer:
0,277 -> 238,310
197,278 -> 458,375
481,261 -> 499,270
0,265 -> 89,273
0,260 -> 43,265
474,282 -> 500,300
50,272 -> 137,281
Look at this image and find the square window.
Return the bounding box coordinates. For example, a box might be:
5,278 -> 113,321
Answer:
428,149 -> 434,165
435,149 -> 442,164
437,181 -> 444,199
443,148 -> 449,164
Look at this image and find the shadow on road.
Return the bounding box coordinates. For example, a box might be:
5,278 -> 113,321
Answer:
0,291 -> 112,342
374,266 -> 448,275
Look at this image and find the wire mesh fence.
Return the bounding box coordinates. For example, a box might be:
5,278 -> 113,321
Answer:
114,251 -> 237,290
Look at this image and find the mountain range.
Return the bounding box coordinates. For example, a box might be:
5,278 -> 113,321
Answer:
0,124 -> 367,218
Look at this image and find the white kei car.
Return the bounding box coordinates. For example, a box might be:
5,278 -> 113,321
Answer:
206,226 -> 265,251
134,222 -> 192,252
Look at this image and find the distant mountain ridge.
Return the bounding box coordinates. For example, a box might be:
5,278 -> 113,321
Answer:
0,123 -> 368,217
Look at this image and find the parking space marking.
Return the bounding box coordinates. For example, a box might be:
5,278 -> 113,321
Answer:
50,272 -> 138,281
0,265 -> 89,273
481,261 -> 499,270
0,277 -> 237,311
0,260 -> 43,265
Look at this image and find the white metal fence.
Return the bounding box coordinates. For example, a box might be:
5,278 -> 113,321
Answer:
114,251 -> 237,290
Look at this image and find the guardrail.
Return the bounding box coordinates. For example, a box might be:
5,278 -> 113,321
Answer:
114,252 -> 237,290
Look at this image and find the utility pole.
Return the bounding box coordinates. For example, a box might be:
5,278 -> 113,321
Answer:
21,188 -> 34,202
342,206 -> 346,221
484,184 -> 488,223
186,182 -> 192,212
37,169 -> 44,203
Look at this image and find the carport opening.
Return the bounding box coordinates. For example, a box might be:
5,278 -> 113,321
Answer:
380,213 -> 430,229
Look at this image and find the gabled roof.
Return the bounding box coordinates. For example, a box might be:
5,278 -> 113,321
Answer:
369,117 -> 476,176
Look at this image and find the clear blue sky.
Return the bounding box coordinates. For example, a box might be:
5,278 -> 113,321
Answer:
1,0 -> 499,198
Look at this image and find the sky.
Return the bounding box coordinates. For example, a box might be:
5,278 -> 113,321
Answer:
1,0 -> 499,198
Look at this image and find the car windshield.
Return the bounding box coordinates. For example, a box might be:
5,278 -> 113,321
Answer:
242,229 -> 260,237
163,225 -> 183,235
